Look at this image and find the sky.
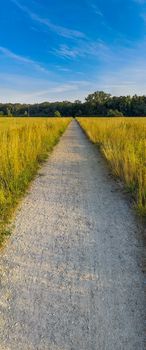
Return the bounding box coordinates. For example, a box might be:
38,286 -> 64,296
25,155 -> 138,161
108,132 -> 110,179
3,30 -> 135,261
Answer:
0,0 -> 146,103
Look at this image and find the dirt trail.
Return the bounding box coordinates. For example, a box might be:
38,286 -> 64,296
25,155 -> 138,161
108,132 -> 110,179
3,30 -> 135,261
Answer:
0,120 -> 145,350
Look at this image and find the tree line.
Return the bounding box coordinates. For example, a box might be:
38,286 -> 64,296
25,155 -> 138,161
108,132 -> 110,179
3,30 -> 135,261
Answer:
1,91 -> 146,117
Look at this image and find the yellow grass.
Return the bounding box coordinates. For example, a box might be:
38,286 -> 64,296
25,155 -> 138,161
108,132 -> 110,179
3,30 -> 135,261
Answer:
78,117 -> 146,215
0,117 -> 71,244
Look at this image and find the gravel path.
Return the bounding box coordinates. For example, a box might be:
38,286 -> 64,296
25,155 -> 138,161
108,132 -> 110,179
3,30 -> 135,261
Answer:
0,120 -> 145,350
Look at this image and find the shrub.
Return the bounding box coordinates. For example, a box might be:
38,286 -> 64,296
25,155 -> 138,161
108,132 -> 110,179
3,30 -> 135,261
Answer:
54,111 -> 61,117
107,109 -> 124,117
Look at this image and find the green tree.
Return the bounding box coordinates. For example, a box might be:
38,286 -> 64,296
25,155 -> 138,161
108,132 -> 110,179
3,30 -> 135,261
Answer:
85,91 -> 111,116
85,91 -> 111,104
54,110 -> 61,117
6,108 -> 12,116
107,109 -> 124,117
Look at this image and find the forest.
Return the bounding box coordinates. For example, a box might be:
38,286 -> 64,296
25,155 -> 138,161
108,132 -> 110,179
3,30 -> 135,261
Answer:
1,91 -> 146,117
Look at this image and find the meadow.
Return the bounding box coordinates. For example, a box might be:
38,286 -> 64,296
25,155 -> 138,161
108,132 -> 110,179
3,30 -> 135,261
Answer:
78,117 -> 146,216
0,117 -> 70,245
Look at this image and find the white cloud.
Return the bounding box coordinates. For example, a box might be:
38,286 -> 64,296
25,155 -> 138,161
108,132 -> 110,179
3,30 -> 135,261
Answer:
90,3 -> 103,17
52,41 -> 112,61
11,0 -> 85,40
56,66 -> 72,72
1,5 -> 146,104
133,0 -> 146,3
52,45 -> 81,59
86,1 -> 103,17
0,73 -> 93,103
94,59 -> 146,96
0,46 -> 50,74
1,38 -> 146,103
2,58 -> 146,104
141,13 -> 146,21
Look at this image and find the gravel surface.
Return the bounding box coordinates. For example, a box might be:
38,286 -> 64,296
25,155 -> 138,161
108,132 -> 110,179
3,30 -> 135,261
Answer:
0,120 -> 145,350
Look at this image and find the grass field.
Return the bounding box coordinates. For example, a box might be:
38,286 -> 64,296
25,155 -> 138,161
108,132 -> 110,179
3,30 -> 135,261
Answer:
78,117 -> 146,216
0,117 -> 70,245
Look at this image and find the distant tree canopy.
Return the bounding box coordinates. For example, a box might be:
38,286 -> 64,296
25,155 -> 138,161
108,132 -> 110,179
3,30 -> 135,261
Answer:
1,91 -> 146,117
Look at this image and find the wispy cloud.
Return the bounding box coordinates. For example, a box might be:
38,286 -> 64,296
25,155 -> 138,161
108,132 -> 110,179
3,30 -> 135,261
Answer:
141,12 -> 146,21
56,66 -> 72,72
0,73 -> 92,103
53,45 -> 81,59
133,0 -> 146,3
52,41 -> 112,61
2,0 -> 146,102
86,1 -> 103,17
97,62 -> 146,96
90,3 -> 103,17
0,46 -> 50,74
1,54 -> 146,104
11,0 -> 85,39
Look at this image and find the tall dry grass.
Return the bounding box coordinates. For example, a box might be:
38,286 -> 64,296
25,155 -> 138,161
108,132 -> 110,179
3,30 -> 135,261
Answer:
0,117 -> 70,244
78,117 -> 146,215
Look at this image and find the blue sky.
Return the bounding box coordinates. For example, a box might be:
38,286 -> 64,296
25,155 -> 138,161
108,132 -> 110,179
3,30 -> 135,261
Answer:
0,0 -> 146,102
